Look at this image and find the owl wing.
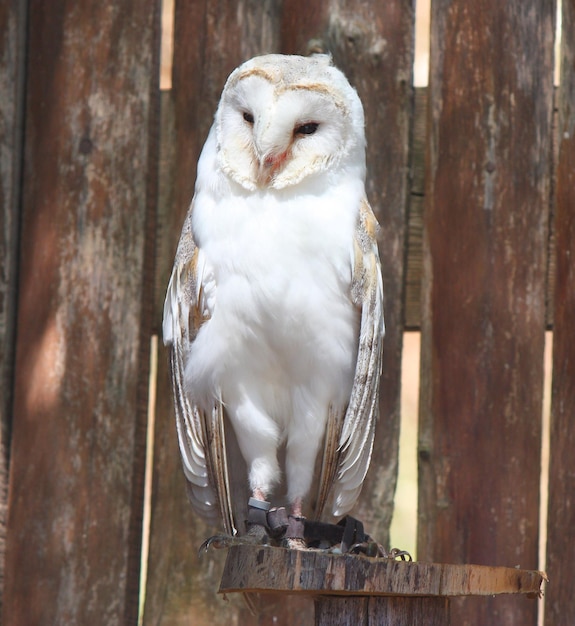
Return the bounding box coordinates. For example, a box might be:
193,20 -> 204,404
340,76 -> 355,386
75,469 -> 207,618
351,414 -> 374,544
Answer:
163,205 -> 237,536
316,198 -> 384,519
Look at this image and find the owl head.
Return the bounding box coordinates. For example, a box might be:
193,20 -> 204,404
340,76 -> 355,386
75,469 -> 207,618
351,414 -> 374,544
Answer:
214,54 -> 366,191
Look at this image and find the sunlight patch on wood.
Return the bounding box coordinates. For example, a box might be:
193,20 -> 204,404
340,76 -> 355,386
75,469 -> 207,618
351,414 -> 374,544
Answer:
138,335 -> 158,626
160,0 -> 175,90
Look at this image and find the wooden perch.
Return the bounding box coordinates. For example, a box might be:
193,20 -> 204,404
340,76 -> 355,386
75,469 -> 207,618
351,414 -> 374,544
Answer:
219,545 -> 545,625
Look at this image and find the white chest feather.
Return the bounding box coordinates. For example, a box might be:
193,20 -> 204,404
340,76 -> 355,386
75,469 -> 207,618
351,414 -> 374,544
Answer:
186,171 -> 362,422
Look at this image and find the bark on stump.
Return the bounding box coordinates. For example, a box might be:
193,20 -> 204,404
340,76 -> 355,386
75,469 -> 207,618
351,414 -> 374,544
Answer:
219,545 -> 544,625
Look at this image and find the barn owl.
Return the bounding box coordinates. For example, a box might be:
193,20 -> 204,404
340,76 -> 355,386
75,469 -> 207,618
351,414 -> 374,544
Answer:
163,54 -> 384,547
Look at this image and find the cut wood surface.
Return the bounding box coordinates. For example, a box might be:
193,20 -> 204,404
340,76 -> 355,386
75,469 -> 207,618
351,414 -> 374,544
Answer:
219,545 -> 544,598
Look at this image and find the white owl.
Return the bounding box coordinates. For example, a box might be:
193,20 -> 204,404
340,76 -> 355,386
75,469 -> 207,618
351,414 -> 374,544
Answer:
163,54 -> 384,547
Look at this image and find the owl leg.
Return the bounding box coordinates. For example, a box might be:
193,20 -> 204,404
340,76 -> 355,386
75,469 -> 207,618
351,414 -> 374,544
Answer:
283,425 -> 323,550
227,397 -> 282,539
285,414 -> 323,510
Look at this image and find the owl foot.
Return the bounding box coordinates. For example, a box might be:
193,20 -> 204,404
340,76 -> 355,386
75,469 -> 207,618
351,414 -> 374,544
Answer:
198,534 -> 237,553
245,522 -> 269,543
283,537 -> 307,550
198,527 -> 270,554
383,547 -> 413,561
347,541 -> 412,561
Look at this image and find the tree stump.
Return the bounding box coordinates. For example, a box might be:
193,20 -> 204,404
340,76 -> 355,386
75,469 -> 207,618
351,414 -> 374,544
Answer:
219,545 -> 545,625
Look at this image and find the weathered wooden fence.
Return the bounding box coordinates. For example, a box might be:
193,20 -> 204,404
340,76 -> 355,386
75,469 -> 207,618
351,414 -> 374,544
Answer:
0,1 -> 572,625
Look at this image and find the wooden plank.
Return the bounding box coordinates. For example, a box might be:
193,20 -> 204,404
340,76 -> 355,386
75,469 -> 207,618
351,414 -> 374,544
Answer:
403,87 -> 557,330
282,0 -> 415,554
144,3 -> 286,625
0,0 -> 26,612
1,1 -> 161,624
219,545 -> 544,598
405,88 -> 426,329
387,86 -> 557,331
418,1 -> 554,625
545,0 -> 575,622
315,596 -> 449,626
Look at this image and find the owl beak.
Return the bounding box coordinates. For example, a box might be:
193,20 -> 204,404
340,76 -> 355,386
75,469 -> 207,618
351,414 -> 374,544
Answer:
257,150 -> 288,187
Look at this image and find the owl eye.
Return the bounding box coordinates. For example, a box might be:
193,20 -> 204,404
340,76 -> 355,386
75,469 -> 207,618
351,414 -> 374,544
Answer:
295,122 -> 319,136
243,111 -> 254,124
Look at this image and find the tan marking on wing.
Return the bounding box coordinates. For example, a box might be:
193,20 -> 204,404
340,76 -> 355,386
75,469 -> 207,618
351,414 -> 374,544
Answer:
164,203 -> 237,534
316,197 -> 384,518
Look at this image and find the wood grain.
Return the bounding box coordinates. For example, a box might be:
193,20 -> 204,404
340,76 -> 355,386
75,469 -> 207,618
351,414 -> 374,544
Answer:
219,545 -> 544,598
314,596 -> 450,626
144,3 -> 287,625
418,1 -> 554,624
545,1 -> 575,623
2,2 -> 160,624
0,0 -> 26,613
282,0 -> 415,557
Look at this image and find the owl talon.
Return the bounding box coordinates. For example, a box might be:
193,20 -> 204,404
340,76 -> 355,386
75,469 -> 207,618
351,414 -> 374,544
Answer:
348,541 -> 412,561
387,547 -> 413,562
198,534 -> 235,553
199,527 -> 271,555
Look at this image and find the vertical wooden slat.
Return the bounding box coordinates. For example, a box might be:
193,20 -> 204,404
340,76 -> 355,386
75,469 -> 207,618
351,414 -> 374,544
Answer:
418,1 -> 554,625
144,2 -> 283,625
405,88 -> 427,331
545,1 -> 575,622
2,2 -> 160,624
282,0 -> 415,554
0,0 -> 26,612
